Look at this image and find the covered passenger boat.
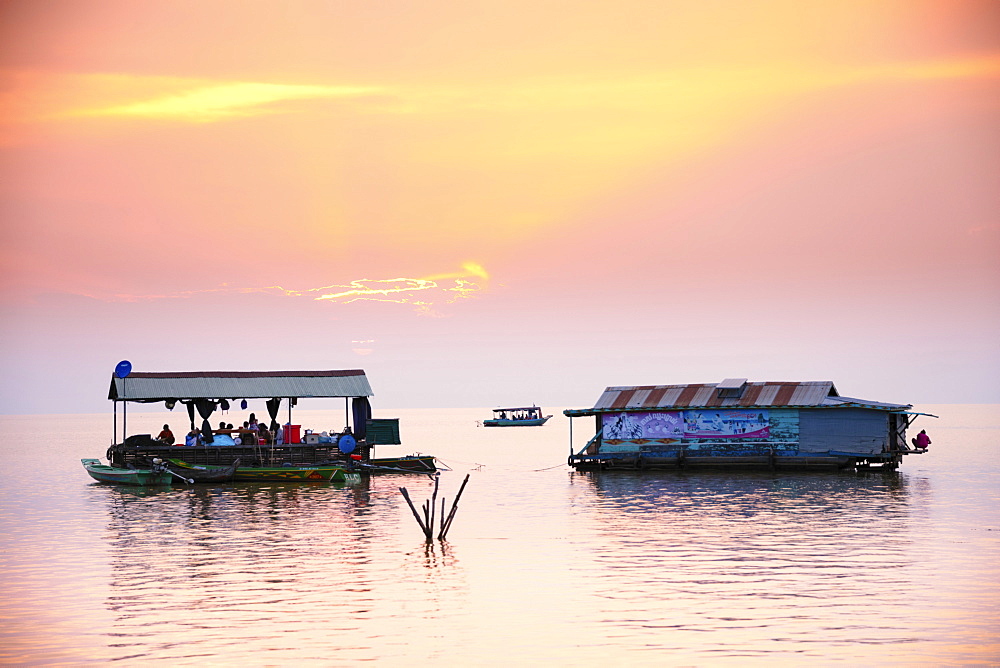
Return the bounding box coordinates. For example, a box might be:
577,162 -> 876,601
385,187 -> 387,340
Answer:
105,368 -> 385,473
565,378 -> 936,471
483,406 -> 552,427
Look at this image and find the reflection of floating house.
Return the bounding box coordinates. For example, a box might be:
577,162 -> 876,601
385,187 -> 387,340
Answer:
565,379 -> 935,471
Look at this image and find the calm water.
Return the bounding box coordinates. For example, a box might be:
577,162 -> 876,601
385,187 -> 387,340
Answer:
1,405 -> 997,666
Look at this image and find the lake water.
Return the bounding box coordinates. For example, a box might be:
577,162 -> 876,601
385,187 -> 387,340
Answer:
1,404 -> 997,666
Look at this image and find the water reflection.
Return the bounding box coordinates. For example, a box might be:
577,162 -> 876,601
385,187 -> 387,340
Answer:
564,470 -> 927,658
90,478 -> 470,663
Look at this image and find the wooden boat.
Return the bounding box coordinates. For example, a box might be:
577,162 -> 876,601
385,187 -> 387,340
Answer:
483,406 -> 552,427
168,458 -> 239,483
105,368 -> 384,471
368,454 -> 438,473
102,366 -> 435,479
231,466 -> 344,482
81,458 -> 175,486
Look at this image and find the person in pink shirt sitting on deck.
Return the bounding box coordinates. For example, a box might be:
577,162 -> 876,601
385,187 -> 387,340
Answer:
912,429 -> 931,450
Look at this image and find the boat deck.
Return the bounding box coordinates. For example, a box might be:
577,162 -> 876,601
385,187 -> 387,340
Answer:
111,442 -> 365,468
569,451 -> 905,471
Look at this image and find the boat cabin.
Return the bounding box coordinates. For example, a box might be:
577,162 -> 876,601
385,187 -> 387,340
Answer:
482,405 -> 552,427
494,407 -> 543,421
565,378 -> 935,470
107,369 -> 376,469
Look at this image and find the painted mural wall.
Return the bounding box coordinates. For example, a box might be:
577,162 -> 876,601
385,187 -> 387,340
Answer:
602,409 -> 771,441
599,408 -> 800,455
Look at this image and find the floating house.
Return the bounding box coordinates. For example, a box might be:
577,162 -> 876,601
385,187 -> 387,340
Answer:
565,379 -> 934,471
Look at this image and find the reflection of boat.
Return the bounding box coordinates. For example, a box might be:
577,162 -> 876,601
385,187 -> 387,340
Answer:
167,458 -> 239,483
368,455 -> 438,473
82,458 -> 174,486
483,406 -> 552,427
232,466 -> 344,482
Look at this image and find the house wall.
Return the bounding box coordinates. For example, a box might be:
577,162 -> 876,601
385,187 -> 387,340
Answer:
596,408 -> 801,455
798,408 -> 888,454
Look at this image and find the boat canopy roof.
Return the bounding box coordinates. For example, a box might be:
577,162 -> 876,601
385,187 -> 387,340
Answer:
493,406 -> 541,412
109,370 -> 373,403
564,380 -> 911,416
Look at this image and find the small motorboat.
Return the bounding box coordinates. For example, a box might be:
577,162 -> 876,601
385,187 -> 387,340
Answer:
367,454 -> 439,473
81,458 -> 177,486
483,406 -> 552,427
167,458 -> 240,483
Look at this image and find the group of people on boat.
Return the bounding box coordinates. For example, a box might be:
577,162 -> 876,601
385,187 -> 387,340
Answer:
155,413 -> 286,447
497,409 -> 538,421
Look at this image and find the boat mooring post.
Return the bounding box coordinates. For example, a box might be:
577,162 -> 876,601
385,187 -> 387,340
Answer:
399,473 -> 471,543
438,474 -> 470,541
399,487 -> 432,541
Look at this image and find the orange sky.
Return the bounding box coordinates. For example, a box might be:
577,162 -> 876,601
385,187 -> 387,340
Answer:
1,0 -> 998,411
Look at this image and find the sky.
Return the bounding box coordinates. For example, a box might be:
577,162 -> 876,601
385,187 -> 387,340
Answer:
1,0 -> 998,414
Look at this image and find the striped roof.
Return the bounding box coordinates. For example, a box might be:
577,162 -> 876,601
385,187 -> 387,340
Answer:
592,381 -> 838,411
566,381 -> 911,415
109,370 -> 373,402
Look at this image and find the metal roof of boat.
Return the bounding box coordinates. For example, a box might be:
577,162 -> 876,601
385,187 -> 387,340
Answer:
493,406 -> 542,411
564,380 -> 911,415
109,370 -> 373,402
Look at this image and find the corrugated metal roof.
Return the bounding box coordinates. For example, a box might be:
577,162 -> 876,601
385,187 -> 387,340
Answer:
109,370 -> 373,402
820,396 -> 911,411
567,380 -> 913,415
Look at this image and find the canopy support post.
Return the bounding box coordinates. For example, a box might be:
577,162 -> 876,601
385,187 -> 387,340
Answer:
569,416 -> 573,457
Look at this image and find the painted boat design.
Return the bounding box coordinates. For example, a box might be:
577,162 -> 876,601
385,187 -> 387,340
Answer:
231,466 -> 344,482
167,458 -> 239,482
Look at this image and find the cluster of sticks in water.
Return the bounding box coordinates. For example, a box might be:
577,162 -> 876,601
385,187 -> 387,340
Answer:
398,473 -> 470,542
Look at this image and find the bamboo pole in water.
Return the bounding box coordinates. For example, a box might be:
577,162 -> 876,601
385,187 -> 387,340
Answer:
399,487 -> 431,540
399,473 -> 471,542
438,474 -> 471,541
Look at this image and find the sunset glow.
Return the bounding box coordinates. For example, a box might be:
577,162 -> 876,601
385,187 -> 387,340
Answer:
1,0 -> 997,411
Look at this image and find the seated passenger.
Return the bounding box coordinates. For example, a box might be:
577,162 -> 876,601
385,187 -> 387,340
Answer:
156,424 -> 175,445
258,425 -> 271,445
185,429 -> 200,447
210,433 -> 236,446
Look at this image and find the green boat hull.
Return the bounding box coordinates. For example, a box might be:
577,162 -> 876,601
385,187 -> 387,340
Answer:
82,458 -> 173,486
231,466 -> 346,482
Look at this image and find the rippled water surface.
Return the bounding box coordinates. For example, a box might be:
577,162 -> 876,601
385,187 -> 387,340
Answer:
1,405 -> 997,665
